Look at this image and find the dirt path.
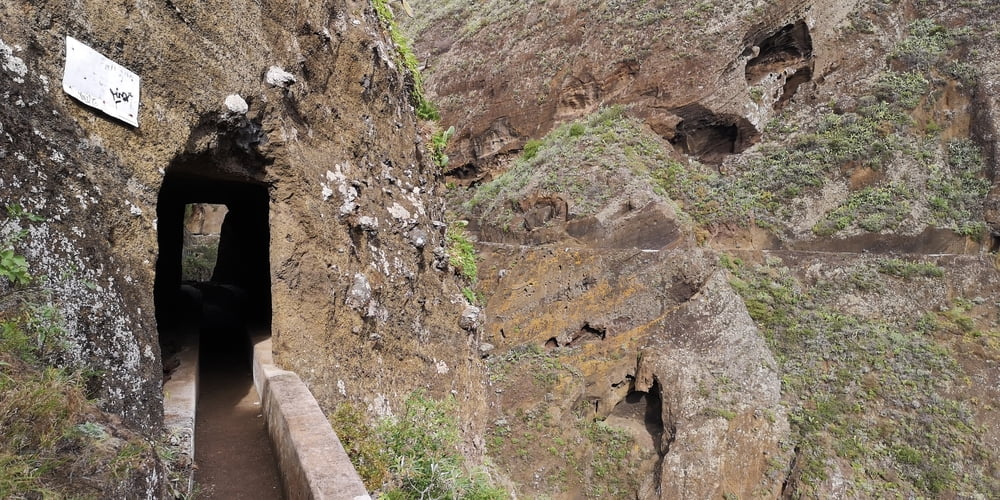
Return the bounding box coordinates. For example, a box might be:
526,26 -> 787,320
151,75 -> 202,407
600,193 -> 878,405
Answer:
195,339 -> 284,499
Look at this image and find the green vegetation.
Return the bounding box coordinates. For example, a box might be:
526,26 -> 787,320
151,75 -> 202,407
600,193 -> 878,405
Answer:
874,71 -> 929,109
1,303 -> 150,497
1,205 -> 43,286
728,259 -> 997,498
372,0 -> 438,120
466,106 -> 671,226
876,258 -> 944,278
0,249 -> 28,286
579,420 -> 638,498
483,344 -> 643,498
0,206 -> 162,498
446,221 -> 478,282
521,139 -> 543,161
927,139 -> 991,238
330,403 -> 392,490
431,125 -> 455,169
331,392 -> 508,499
181,242 -> 218,281
487,343 -> 567,386
891,19 -> 962,69
461,286 -> 482,305
813,184 -> 912,236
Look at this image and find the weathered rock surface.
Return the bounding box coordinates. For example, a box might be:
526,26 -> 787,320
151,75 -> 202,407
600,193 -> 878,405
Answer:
474,243 -> 788,498
412,0 -> 1000,247
408,0 -> 1000,497
634,272 -> 787,499
406,0 -> 857,170
1,0 -> 484,492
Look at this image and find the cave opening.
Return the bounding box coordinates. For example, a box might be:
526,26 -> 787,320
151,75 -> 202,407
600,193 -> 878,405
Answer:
745,20 -> 813,84
670,110 -> 760,164
607,380 -> 665,452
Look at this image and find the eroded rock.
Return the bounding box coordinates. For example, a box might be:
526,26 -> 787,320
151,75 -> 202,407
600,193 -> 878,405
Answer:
636,272 -> 788,499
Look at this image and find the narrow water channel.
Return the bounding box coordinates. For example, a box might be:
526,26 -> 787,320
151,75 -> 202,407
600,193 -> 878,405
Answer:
194,333 -> 284,499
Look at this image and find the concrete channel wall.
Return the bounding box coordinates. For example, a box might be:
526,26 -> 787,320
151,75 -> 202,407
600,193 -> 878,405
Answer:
162,337 -> 199,495
162,335 -> 370,500
252,337 -> 372,500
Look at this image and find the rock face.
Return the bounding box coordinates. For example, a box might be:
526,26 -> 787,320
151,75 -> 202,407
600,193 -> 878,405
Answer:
634,272 -> 787,499
413,0 -> 999,245
1,0 -> 478,459
407,0 -> 1000,498
407,0 -> 858,171
475,245 -> 788,498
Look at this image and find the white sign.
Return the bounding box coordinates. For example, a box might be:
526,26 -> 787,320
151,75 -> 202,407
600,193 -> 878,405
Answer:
62,36 -> 140,127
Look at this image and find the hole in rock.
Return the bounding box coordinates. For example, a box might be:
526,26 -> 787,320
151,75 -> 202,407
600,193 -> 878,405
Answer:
608,381 -> 665,453
745,20 -> 813,84
443,162 -> 481,182
775,65 -> 813,109
670,107 -> 759,163
565,322 -> 607,348
155,170 -> 272,359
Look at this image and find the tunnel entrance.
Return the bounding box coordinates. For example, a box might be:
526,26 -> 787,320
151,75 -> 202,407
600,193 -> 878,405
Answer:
155,157 -> 283,498
155,171 -> 271,336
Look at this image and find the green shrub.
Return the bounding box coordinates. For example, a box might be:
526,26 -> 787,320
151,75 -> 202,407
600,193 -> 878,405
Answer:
416,100 -> 440,121
446,221 -> 478,282
877,258 -> 944,278
927,139 -> 990,236
892,19 -> 955,68
331,392 -> 508,499
521,139 -> 543,161
181,243 -> 218,281
874,71 -> 929,109
372,0 -> 438,121
1,204 -> 44,286
813,185 -> 912,236
0,250 -> 29,286
330,404 -> 392,490
465,106 -> 651,224
431,126 -> 456,169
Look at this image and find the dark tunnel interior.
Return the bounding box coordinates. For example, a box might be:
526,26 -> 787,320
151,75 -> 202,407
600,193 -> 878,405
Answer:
155,168 -> 271,372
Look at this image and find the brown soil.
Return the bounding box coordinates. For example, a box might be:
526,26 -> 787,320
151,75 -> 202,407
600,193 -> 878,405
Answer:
195,340 -> 284,499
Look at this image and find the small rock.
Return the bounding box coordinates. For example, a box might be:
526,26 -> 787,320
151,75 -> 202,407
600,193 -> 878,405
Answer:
265,66 -> 296,88
357,215 -> 379,231
408,228 -> 428,248
460,305 -> 482,331
478,342 -> 494,358
224,94 -> 248,114
345,273 -> 371,310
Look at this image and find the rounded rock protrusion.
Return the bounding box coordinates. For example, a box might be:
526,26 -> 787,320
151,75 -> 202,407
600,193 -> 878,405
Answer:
224,94 -> 248,114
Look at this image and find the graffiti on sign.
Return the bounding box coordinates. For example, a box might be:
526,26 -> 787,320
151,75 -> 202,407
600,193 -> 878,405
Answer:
62,36 -> 141,127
